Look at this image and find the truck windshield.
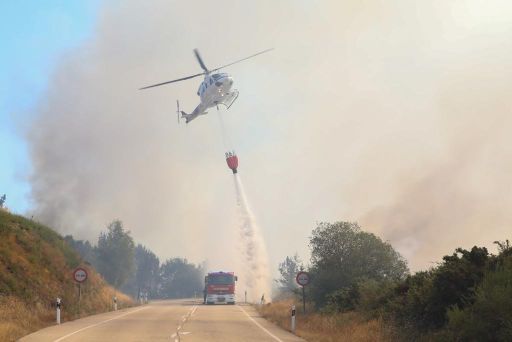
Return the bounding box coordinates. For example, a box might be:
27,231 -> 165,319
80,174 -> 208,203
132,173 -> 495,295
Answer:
208,274 -> 234,284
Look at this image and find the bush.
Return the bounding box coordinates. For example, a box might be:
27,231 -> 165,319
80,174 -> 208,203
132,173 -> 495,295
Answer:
383,246 -> 490,332
323,279 -> 395,315
445,257 -> 512,341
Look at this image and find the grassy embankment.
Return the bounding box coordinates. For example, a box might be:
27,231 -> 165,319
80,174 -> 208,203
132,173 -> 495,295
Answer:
0,209 -> 133,341
257,299 -> 398,342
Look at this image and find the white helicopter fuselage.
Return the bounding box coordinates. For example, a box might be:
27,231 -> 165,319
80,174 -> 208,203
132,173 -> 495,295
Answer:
141,47 -> 272,123
181,72 -> 238,123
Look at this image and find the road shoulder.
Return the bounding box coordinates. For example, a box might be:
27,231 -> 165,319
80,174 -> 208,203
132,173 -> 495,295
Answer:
238,304 -> 305,342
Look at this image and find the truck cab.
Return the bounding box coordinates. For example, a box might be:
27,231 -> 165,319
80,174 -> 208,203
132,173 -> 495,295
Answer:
204,271 -> 237,305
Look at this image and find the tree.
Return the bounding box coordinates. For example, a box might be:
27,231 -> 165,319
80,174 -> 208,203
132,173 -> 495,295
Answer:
387,246 -> 491,332
446,251 -> 512,340
277,254 -> 303,292
309,221 -> 408,307
122,244 -> 160,298
64,235 -> 97,266
159,258 -> 203,298
0,194 -> 6,208
95,220 -> 135,288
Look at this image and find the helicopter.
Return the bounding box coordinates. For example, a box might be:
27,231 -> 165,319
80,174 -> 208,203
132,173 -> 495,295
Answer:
140,48 -> 273,124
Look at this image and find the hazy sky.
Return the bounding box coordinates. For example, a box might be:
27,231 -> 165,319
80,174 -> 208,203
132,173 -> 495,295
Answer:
0,1 -> 99,212
6,0 -> 512,273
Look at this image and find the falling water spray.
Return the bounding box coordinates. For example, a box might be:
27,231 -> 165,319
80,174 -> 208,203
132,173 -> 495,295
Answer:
217,109 -> 270,301
232,174 -> 271,303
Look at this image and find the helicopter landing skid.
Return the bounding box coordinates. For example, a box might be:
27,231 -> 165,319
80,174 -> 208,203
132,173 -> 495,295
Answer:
218,90 -> 239,110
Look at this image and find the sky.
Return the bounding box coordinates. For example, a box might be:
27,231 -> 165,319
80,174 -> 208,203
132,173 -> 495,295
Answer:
3,0 -> 512,277
0,1 -> 99,212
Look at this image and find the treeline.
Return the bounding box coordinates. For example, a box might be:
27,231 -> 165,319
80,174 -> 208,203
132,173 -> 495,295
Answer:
65,220 -> 204,300
277,221 -> 512,340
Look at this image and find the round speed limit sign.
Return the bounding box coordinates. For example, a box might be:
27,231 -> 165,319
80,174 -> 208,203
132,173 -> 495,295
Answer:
296,271 -> 310,286
73,267 -> 88,283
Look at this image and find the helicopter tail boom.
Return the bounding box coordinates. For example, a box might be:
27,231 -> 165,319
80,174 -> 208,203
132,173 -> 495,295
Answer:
180,111 -> 198,124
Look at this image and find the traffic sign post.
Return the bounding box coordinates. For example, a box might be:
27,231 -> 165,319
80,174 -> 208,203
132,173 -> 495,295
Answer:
73,268 -> 88,283
73,268 -> 88,316
296,271 -> 310,314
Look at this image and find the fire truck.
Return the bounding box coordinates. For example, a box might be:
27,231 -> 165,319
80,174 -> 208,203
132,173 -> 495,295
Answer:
204,271 -> 237,305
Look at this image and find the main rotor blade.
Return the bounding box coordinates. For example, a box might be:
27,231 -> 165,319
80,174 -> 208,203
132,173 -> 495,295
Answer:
194,49 -> 209,73
139,72 -> 205,90
211,48 -> 274,72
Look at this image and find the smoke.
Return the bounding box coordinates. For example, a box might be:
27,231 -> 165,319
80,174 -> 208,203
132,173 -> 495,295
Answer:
357,69 -> 512,270
233,175 -> 271,302
25,0 -> 512,274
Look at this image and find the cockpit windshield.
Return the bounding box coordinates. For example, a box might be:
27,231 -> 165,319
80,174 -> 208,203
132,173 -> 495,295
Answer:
212,73 -> 228,80
207,274 -> 234,285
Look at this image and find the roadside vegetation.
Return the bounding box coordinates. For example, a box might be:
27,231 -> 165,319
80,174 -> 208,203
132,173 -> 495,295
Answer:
261,221 -> 512,341
0,209 -> 133,341
0,195 -> 203,341
65,221 -> 205,300
259,299 -> 398,341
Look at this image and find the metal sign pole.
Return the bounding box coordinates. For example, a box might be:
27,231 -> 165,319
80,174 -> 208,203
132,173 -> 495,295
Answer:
73,267 -> 88,317
302,286 -> 306,314
296,271 -> 310,315
78,283 -> 81,316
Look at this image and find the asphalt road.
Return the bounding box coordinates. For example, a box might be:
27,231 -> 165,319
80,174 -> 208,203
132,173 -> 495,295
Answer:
20,299 -> 305,342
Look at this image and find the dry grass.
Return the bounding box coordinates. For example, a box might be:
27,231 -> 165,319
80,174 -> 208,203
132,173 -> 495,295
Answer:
0,211 -> 136,341
0,297 -> 52,342
257,299 -> 398,342
0,289 -> 135,342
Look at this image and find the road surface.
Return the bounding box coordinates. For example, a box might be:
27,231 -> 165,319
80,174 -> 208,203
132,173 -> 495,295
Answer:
21,299 -> 304,342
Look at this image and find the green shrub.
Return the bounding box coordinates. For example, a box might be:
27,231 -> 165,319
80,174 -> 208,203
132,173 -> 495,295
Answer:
445,257 -> 512,341
323,278 -> 396,317
384,247 -> 490,332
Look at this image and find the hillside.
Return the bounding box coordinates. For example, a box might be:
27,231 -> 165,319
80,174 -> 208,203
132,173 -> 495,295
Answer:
0,209 -> 133,341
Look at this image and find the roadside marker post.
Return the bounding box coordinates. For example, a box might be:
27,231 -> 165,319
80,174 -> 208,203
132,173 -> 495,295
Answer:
291,304 -> 296,333
56,297 -> 61,324
113,296 -> 118,311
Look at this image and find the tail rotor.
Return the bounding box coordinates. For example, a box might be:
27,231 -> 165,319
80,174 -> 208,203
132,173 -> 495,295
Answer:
176,100 -> 180,124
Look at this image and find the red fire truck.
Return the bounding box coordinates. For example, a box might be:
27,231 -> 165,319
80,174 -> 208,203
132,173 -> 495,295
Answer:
204,271 -> 237,305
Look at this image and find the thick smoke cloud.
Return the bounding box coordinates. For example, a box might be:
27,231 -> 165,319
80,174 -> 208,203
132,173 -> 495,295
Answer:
28,1 -> 512,272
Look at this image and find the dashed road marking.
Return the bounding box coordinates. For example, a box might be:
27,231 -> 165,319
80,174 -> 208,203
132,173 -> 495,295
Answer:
171,304 -> 197,341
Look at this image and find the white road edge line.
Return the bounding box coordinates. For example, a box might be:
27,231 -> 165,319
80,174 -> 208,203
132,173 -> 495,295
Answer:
52,306 -> 149,342
238,305 -> 284,342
